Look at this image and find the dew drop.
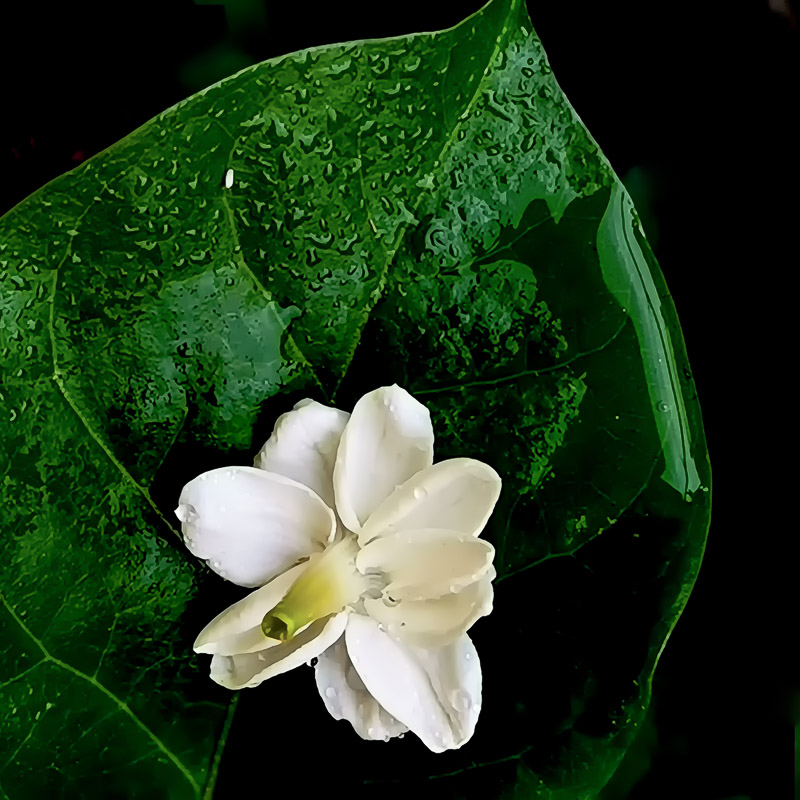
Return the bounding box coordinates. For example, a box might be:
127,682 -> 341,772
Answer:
325,687 -> 336,699
174,503 -> 198,524
413,487 -> 427,500
657,401 -> 671,412
471,703 -> 480,713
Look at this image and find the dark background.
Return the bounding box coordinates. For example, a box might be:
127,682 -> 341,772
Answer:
1,1 -> 795,797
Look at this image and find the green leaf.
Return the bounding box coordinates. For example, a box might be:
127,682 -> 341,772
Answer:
0,0 -> 711,797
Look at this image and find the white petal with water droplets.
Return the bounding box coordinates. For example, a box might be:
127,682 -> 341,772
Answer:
210,612 -> 348,690
333,385 -> 433,533
363,569 -> 495,647
357,528 -> 495,600
176,466 -> 335,588
358,458 -> 501,546
254,398 -> 349,509
345,615 -> 482,752
314,634 -> 408,741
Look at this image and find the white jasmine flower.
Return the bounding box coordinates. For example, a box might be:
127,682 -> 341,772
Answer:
175,384 -> 501,752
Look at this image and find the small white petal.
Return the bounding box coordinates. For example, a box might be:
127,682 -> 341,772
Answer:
333,385 -> 433,533
363,570 -> 495,648
209,612 -> 348,690
359,458 -> 501,546
254,399 -> 349,509
177,466 -> 335,588
357,528 -> 495,600
345,615 -> 482,752
194,562 -> 308,655
314,634 -> 408,741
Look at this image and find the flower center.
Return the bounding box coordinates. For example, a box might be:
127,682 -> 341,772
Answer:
261,534 -> 369,642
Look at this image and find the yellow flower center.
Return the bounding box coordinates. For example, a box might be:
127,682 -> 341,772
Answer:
261,534 -> 367,641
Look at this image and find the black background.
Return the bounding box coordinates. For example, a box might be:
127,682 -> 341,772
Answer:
1,1 -> 795,797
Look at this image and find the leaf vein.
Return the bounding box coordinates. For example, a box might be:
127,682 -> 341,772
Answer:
47,269 -> 181,542
333,0 -> 524,396
415,316 -> 628,396
0,591 -> 199,795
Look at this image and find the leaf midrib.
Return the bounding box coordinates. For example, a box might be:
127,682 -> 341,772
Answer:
332,0 -> 523,399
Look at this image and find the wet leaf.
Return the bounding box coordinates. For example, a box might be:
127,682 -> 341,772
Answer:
0,0 -> 710,797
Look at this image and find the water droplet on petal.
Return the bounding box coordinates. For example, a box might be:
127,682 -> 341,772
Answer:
413,487 -> 427,500
658,401 -> 670,412
175,503 -> 198,524
325,687 -> 336,699
471,703 -> 481,713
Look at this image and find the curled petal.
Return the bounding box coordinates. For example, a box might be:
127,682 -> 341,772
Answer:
314,634 -> 408,741
359,458 -> 501,546
363,569 -> 495,648
209,612 -> 348,690
333,385 -> 433,533
357,528 -> 495,601
176,466 -> 335,588
194,562 -> 309,656
255,398 -> 349,509
345,615 -> 482,752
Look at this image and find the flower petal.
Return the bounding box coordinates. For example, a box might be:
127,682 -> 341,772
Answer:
176,466 -> 336,588
209,612 -> 348,690
345,615 -> 482,752
255,398 -> 349,509
314,634 -> 408,741
194,562 -> 309,656
333,385 -> 433,533
358,458 -> 501,546
356,528 -> 495,600
363,569 -> 495,648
